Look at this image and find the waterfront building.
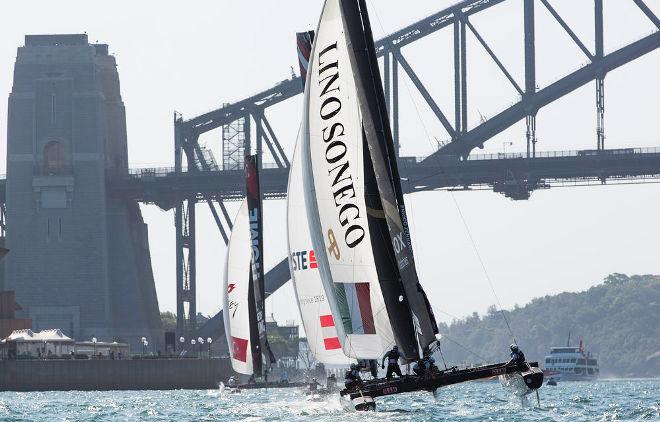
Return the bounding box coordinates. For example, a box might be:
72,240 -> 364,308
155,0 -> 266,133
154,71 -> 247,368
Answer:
3,328 -> 74,357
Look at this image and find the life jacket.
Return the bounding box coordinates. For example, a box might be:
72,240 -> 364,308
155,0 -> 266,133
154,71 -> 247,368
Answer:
345,369 -> 360,380
387,349 -> 400,365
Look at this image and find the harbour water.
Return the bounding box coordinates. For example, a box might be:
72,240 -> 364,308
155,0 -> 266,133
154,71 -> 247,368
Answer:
0,379 -> 657,421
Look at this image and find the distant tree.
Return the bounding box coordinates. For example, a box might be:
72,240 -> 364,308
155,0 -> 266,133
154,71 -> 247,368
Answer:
297,339 -> 317,370
160,311 -> 176,332
437,274 -> 660,377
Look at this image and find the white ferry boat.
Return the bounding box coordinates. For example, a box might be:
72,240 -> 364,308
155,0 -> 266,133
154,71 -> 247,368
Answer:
543,340 -> 599,381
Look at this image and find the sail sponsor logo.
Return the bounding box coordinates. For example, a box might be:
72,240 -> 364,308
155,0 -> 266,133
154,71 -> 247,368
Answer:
392,231 -> 410,269
327,229 -> 341,260
291,249 -> 318,271
227,283 -> 236,294
316,42 -> 365,250
299,295 -> 326,306
248,208 -> 261,281
228,300 -> 239,318
391,231 -> 407,254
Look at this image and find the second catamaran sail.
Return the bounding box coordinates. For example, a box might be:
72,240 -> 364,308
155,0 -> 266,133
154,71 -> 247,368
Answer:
224,155 -> 275,377
223,198 -> 256,375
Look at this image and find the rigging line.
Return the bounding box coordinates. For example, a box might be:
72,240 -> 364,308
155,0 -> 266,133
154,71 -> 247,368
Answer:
447,194 -> 517,343
439,333 -> 489,363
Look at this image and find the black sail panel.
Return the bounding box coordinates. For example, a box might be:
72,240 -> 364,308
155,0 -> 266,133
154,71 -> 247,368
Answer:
339,0 -> 439,355
247,270 -> 262,376
245,154 -> 276,374
362,131 -> 419,359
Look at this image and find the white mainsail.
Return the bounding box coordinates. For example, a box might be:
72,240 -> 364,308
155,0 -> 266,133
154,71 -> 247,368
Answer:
288,129 -> 352,365
301,0 -> 395,360
223,199 -> 255,375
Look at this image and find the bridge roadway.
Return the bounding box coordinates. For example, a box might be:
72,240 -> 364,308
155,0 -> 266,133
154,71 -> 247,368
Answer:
108,147 -> 660,341
100,147 -> 660,206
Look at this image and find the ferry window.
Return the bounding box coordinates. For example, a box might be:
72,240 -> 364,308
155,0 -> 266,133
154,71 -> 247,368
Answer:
545,358 -> 551,363
571,359 -> 576,363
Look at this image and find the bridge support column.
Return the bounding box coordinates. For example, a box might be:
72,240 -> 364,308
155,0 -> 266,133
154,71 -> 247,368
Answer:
176,199 -> 197,342
524,0 -> 536,158
596,78 -> 605,150
526,114 -> 537,158
174,115 -> 198,343
595,0 -> 605,150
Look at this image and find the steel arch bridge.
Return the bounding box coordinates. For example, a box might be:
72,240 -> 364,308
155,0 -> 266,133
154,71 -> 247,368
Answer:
167,0 -> 660,341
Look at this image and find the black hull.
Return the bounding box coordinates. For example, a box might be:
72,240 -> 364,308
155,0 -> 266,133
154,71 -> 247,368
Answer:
340,361 -> 542,402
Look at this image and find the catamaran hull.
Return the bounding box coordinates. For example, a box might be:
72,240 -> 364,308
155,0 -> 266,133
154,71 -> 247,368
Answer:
499,366 -> 544,396
351,396 -> 376,411
340,362 -> 542,410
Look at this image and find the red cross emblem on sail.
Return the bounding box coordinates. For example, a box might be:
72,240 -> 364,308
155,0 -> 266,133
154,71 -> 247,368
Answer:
319,314 -> 341,350
231,336 -> 248,362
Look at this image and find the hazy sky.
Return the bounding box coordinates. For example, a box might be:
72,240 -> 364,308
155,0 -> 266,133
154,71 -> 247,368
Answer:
1,1 -> 659,330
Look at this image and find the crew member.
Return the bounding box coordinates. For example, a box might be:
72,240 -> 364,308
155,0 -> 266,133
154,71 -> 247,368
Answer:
309,377 -> 320,392
344,363 -> 362,390
280,371 -> 289,384
326,373 -> 337,389
412,359 -> 424,376
381,345 -> 404,380
509,344 -> 525,365
227,376 -> 237,388
248,374 -> 256,385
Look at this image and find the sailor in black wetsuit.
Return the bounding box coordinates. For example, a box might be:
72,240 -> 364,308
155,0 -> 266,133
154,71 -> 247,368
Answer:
509,344 -> 526,365
326,373 -> 337,390
381,345 -> 404,380
309,377 -> 320,393
344,363 -> 362,390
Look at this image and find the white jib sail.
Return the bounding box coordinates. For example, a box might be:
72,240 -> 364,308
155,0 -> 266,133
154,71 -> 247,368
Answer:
288,129 -> 353,365
302,0 -> 395,360
223,199 -> 254,375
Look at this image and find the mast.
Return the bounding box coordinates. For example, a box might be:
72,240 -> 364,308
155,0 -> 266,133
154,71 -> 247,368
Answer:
245,154 -> 276,376
339,0 -> 439,355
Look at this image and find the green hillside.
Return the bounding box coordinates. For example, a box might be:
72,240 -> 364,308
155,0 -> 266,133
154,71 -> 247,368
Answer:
436,274 -> 660,378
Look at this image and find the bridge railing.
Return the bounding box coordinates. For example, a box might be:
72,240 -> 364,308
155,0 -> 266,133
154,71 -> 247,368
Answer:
407,147 -> 660,165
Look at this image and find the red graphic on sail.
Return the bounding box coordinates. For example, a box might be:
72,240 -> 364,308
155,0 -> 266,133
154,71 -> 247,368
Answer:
245,159 -> 259,200
355,283 -> 376,334
309,250 -> 318,269
319,314 -> 341,350
227,283 -> 236,294
231,336 -> 249,362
